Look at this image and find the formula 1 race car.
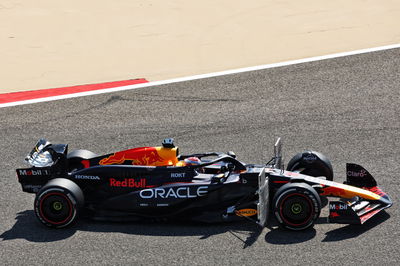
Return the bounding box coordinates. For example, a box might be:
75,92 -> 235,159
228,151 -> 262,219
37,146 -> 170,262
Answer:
16,138 -> 392,230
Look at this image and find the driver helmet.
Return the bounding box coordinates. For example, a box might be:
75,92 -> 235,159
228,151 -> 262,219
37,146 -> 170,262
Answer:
184,157 -> 202,166
184,157 -> 204,173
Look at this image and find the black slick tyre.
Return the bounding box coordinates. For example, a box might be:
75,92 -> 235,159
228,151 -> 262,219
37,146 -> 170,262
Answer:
273,183 -> 321,231
287,151 -> 333,181
34,178 -> 84,228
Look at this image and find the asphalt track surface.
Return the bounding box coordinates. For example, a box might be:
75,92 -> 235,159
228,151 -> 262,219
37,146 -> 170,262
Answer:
1,48 -> 399,265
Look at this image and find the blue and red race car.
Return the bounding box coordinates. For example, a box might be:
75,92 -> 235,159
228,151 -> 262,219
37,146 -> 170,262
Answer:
16,138 -> 392,230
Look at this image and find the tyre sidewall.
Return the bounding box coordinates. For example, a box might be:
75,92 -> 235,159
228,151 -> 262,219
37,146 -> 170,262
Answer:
34,180 -> 81,228
287,151 -> 333,181
273,183 -> 321,230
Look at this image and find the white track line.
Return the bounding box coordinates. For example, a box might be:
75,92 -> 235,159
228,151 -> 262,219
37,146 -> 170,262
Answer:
2,43 -> 400,108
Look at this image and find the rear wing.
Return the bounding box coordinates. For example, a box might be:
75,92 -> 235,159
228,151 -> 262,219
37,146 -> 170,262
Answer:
17,167 -> 53,193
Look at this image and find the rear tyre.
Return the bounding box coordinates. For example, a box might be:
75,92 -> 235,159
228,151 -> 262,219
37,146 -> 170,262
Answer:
287,151 -> 333,181
273,183 -> 321,230
34,178 -> 84,228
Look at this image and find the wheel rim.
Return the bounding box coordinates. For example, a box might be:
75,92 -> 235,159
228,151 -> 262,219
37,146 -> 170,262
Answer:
279,193 -> 313,227
39,192 -> 73,225
291,203 -> 303,214
52,201 -> 63,211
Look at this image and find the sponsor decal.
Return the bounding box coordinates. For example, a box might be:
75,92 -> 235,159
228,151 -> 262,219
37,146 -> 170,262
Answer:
81,160 -> 90,168
330,212 -> 340,218
18,169 -> 50,176
303,153 -> 317,163
347,169 -> 367,177
329,203 -> 348,210
140,186 -> 208,199
23,184 -> 42,192
75,175 -> 100,180
235,209 -> 257,217
109,178 -> 147,188
367,186 -> 385,197
171,173 -> 186,178
99,147 -> 165,166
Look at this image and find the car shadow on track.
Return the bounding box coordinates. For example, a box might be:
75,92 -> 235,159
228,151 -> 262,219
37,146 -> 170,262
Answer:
264,211 -> 391,244
265,228 -> 317,245
0,210 -> 262,248
0,211 -> 76,242
322,211 -> 391,242
1,210 -> 390,246
263,218 -> 319,245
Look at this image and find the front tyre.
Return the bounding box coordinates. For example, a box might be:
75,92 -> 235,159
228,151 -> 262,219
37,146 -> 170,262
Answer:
34,178 -> 84,228
273,183 -> 321,230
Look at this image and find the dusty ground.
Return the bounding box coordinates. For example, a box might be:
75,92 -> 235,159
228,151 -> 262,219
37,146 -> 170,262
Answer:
1,0 -> 400,93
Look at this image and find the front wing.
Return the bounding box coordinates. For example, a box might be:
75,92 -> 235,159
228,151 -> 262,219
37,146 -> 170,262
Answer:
315,163 -> 392,225
327,186 -> 392,224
